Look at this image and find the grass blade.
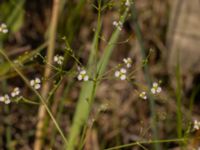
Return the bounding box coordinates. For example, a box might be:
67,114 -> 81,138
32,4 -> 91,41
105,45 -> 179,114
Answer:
66,6 -> 129,150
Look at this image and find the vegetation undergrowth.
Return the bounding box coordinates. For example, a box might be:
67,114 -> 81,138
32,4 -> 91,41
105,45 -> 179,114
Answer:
0,0 -> 200,150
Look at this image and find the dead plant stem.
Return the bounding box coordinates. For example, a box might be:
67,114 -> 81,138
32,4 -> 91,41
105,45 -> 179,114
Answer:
34,0 -> 61,149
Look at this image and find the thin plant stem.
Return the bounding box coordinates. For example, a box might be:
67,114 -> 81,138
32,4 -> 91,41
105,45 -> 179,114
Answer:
104,137 -> 191,150
49,80 -> 74,147
131,5 -> 160,150
175,53 -> 183,149
5,106 -> 13,150
66,1 -> 103,149
189,84 -> 200,118
21,97 -> 40,105
1,80 -> 13,150
33,0 -> 61,149
66,4 -> 129,150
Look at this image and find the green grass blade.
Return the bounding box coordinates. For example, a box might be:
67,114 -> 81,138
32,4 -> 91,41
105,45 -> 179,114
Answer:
6,0 -> 25,32
66,7 -> 129,150
175,53 -> 182,140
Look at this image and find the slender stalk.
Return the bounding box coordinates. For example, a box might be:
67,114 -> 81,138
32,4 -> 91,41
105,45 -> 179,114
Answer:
189,84 -> 200,117
5,106 -> 13,150
175,53 -> 183,147
66,4 -> 129,149
49,79 -> 75,148
104,137 -> 190,150
6,0 -> 25,27
1,79 -> 12,150
33,0 -> 61,149
21,97 -> 40,105
131,5 -> 160,150
66,0 -> 86,43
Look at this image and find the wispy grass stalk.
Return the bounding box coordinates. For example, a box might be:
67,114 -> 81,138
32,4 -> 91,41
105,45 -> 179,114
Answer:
2,82 -> 13,150
33,0 -> 61,149
6,0 -> 25,27
130,4 -> 161,150
65,0 -> 86,43
175,53 -> 183,149
0,71 -> 10,149
5,106 -> 13,150
49,80 -> 75,148
189,84 -> 200,118
104,137 -> 191,150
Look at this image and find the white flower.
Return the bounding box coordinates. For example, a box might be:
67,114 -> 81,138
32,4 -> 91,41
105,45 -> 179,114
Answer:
123,57 -> 132,68
30,77 -> 41,90
113,21 -> 118,26
125,0 -> 130,7
0,96 -> 4,102
115,68 -> 127,80
0,23 -> 8,34
113,21 -> 122,31
151,82 -> 162,94
54,55 -> 64,65
11,87 -> 20,97
4,95 -> 11,104
0,94 -> 11,104
139,91 -> 147,100
193,120 -> 200,130
77,69 -> 89,81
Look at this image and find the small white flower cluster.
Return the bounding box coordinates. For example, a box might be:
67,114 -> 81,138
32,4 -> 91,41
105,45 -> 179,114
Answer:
139,91 -> 147,100
193,120 -> 200,130
0,87 -> 20,104
125,0 -> 131,7
115,68 -> 127,80
123,57 -> 132,68
114,57 -> 132,80
11,87 -> 20,97
77,69 -> 89,81
113,21 -> 123,31
139,82 -> 162,100
151,82 -> 162,94
54,55 -> 64,65
30,77 -> 41,90
0,94 -> 11,104
0,23 -> 8,34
